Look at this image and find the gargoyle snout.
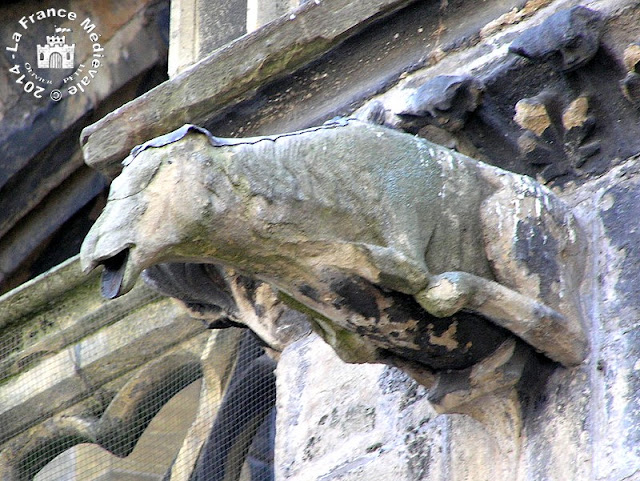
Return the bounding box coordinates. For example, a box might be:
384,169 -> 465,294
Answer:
80,203 -> 141,298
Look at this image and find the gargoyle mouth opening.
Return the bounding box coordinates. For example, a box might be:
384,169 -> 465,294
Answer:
100,248 -> 130,299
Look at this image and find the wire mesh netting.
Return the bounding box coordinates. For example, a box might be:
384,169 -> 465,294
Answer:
32,331 -> 276,481
188,332 -> 276,481
0,263 -> 277,481
34,330 -> 275,481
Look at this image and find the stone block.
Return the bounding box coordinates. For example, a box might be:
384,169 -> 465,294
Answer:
276,334 -> 522,481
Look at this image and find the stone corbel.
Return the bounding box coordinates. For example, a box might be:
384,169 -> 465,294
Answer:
143,258 -> 538,417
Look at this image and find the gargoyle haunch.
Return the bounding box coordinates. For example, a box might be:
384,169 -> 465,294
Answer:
81,118 -> 587,370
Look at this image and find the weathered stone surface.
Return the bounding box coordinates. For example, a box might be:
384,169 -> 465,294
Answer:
276,334 -> 522,481
81,119 -> 586,369
143,262 -> 311,350
0,167 -> 107,288
19,0 -> 640,480
589,160 -> 640,480
80,0 -> 419,177
621,42 -> 640,107
351,1 -> 640,185
264,1 -> 640,476
511,90 -> 601,181
82,0 -> 556,180
269,150 -> 640,481
79,0 -> 640,186
248,0 -> 299,32
0,0 -> 169,191
0,0 -> 170,294
395,75 -> 484,133
77,118 -> 594,481
0,256 -> 209,479
509,6 -> 604,72
169,0 -> 247,77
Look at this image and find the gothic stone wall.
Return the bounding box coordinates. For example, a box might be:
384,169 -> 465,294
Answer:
272,2 -> 640,480
274,165 -> 640,480
74,0 -> 640,479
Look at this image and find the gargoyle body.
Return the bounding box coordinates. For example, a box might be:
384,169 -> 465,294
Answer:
81,119 -> 586,369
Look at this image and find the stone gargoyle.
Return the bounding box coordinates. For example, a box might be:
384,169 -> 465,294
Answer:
80,118 -> 587,380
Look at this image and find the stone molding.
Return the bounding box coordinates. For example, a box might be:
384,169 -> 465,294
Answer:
80,0 -> 420,177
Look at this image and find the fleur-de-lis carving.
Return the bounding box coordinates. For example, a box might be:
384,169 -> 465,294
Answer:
514,91 -> 600,181
621,42 -> 640,108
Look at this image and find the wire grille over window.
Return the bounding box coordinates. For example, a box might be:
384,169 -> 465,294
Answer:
28,331 -> 276,481
0,260 -> 277,481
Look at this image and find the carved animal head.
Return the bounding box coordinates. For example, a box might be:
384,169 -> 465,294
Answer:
509,6 -> 603,72
396,75 -> 484,132
81,132 -> 218,298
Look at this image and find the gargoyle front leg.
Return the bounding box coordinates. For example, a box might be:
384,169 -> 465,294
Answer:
414,271 -> 586,366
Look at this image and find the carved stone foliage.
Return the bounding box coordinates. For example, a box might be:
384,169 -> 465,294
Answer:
394,75 -> 484,133
500,5 -> 635,183
353,6 -> 640,186
513,91 -> 600,181
380,6 -> 640,186
621,42 -> 640,107
68,0 -> 640,479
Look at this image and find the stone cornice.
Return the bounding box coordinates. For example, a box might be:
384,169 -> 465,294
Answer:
80,0 -> 418,178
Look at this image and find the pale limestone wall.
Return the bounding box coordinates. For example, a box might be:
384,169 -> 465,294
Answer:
268,1 -> 640,479
169,0 -> 300,77
276,334 -> 524,481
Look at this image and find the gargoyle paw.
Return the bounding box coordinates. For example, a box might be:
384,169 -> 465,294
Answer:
415,273 -> 470,317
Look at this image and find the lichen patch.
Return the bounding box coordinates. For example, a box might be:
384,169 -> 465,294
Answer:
429,321 -> 459,351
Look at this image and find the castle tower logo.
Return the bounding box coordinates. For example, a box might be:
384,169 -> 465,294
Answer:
37,27 -> 75,69
4,8 -> 106,102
